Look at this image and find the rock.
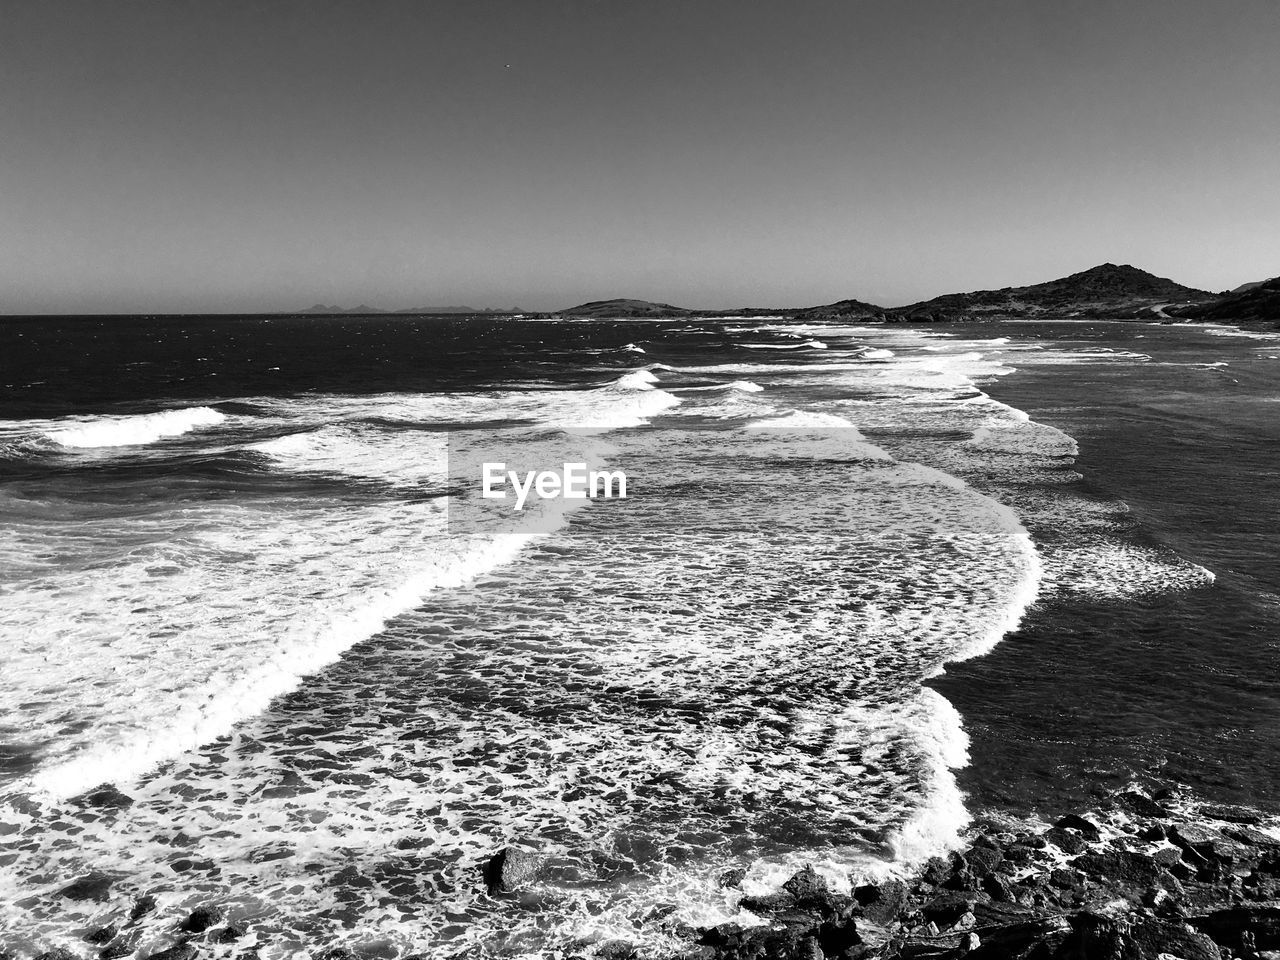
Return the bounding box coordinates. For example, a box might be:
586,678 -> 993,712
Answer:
178,905 -> 224,934
921,893 -> 977,927
484,846 -> 544,893
1043,827 -> 1088,855
783,866 -> 829,903
212,926 -> 244,944
69,784 -> 135,811
738,892 -> 796,915
59,873 -> 114,902
964,844 -> 1003,877
595,940 -> 636,959
1199,803 -> 1264,825
34,951 -> 82,960
965,914 -> 1072,957
1189,903 -> 1280,951
718,868 -> 747,889
853,879 -> 907,926
1054,814 -> 1102,842
1074,849 -> 1163,888
100,938 -> 137,960
1116,789 -> 1170,819
145,946 -> 197,960
1225,825 -> 1280,850
129,896 -> 158,923
1067,912 -> 1223,959
1170,823 -> 1256,867
85,926 -> 118,945
980,874 -> 1015,902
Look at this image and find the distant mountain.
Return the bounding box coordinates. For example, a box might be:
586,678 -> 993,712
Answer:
1174,276 -> 1280,325
790,298 -> 887,321
298,304 -> 387,315
559,299 -> 692,318
890,263 -> 1213,320
1228,279 -> 1267,294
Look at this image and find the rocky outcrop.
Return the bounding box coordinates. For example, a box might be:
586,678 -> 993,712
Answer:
484,845 -> 546,893
687,785 -> 1280,960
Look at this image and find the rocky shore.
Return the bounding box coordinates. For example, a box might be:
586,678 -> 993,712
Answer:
687,785 -> 1280,960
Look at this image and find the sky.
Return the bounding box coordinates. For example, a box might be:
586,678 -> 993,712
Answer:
0,0 -> 1277,314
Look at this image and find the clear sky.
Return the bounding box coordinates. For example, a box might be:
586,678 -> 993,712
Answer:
1,0 -> 1277,314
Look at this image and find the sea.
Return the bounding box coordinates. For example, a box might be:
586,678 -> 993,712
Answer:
1,313 -> 1278,958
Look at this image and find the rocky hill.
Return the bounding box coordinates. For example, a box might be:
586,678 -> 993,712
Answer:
890,263 -> 1213,321
558,299 -> 693,318
790,298 -> 888,322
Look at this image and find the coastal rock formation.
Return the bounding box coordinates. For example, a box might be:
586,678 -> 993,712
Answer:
688,785 -> 1280,960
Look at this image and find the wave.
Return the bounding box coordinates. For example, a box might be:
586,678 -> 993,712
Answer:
39,406 -> 227,448
737,339 -> 828,350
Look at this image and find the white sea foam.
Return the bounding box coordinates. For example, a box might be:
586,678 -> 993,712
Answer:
40,406 -> 227,448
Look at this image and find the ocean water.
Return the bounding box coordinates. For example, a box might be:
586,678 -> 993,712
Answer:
0,314 -> 1276,957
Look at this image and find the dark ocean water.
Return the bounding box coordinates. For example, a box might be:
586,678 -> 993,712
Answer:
0,313 -> 1276,957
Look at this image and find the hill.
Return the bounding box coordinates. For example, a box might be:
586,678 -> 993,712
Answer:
558,299 -> 692,318
1174,276 -> 1280,325
790,298 -> 887,321
890,263 -> 1213,320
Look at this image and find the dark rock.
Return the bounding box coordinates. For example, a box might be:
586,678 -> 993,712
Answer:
738,892 -> 797,915
212,926 -> 244,944
919,857 -> 950,886
100,937 -> 137,960
1074,849 -> 1163,888
1189,903 -> 1280,951
783,866 -> 829,903
1226,825 -> 1280,850
484,846 -> 544,893
718,868 -> 747,889
129,896 -> 158,923
965,914 -> 1072,958
178,905 -> 224,934
972,901 -> 1040,926
595,940 -> 636,959
1116,789 -> 1170,819
34,951 -> 83,960
853,879 -> 907,926
1138,824 -> 1167,841
69,784 -> 135,811
1199,803 -> 1264,825
59,873 -> 114,902
145,946 -> 197,960
85,926 -> 118,945
1043,827 -> 1087,855
921,893 -> 976,927
1068,911 -> 1221,960
964,845 -> 1003,877
1054,814 -> 1102,842
980,874 -> 1015,902
1000,844 -> 1039,866
1170,823 -> 1256,867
